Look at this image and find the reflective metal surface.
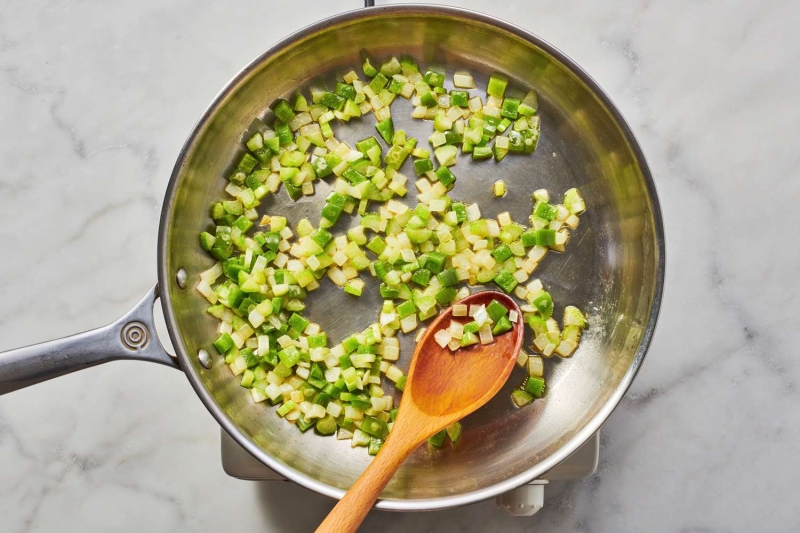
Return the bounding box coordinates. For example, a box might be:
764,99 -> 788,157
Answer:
220,429 -> 599,482
159,5 -> 664,510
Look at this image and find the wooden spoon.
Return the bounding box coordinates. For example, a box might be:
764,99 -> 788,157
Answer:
316,290 -> 524,533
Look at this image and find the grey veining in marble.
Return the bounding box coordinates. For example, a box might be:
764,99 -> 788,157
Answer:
1,0 -> 798,531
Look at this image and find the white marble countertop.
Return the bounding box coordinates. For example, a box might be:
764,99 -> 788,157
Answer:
1,0 -> 797,531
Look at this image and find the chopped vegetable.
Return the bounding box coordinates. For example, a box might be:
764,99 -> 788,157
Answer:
197,55 -> 588,452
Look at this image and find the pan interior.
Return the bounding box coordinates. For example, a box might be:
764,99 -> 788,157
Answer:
160,7 -> 661,506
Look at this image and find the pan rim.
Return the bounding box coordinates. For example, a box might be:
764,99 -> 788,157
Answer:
157,3 -> 665,511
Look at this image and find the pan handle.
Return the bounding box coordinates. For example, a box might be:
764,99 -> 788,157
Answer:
0,284 -> 180,395
364,0 -> 374,7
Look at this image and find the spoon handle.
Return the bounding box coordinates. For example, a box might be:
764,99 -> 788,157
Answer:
315,428 -> 420,533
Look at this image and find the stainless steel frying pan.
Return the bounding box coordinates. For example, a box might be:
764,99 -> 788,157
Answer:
0,4 -> 664,511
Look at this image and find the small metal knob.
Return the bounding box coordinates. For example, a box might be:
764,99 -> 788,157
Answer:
198,349 -> 213,369
495,482 -> 546,516
176,268 -> 188,289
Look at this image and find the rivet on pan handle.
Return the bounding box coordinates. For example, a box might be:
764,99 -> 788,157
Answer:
0,284 -> 180,395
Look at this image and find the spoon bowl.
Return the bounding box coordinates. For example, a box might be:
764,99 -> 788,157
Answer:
316,290 -> 524,533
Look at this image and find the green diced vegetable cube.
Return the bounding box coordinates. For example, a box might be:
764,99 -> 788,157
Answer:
292,92 -> 308,111
464,321 -> 480,334
259,232 -> 278,252
527,314 -> 547,337
363,57 -> 378,77
278,346 -> 301,367
344,280 -> 363,296
312,156 -> 332,179
428,430 -> 446,447
313,392 -> 331,408
397,300 -> 416,319
534,229 -> 557,247
275,122 -> 293,145
445,422 -> 462,443
400,56 -> 419,74
285,182 -> 302,201
491,244 -> 513,263
341,335 -> 359,354
312,228 -> 332,247
277,401 -> 296,417
492,316 -> 513,335
366,235 -> 386,255
308,333 -> 328,348
246,133 -> 263,152
507,130 -> 524,152
296,415 -> 314,432
425,251 -> 446,274
315,414 -> 337,436
461,331 -> 479,347
335,82 -> 357,101
226,286 -> 245,308
199,232 -> 216,251
444,129 -> 462,145
525,376 -> 546,398
233,215 -> 253,233
531,291 -> 553,318
534,201 -> 558,221
520,230 -> 538,247
451,202 -> 467,223
449,90 -> 469,107
420,90 -> 438,107
264,136 -> 281,154
423,70 -> 445,88
369,72 -> 389,93
511,389 -> 534,407
244,172 -> 262,191
320,92 -> 346,110
501,97 -> 521,119
288,313 -> 310,333
373,261 -> 391,282
470,219 -> 489,237
384,144 -> 409,169
272,99 -> 295,123
406,227 -> 432,243
368,437 -> 383,455
241,348 -> 260,369
414,158 -> 434,176
343,167 -> 367,185
376,118 -> 394,144
437,268 -> 458,287
564,306 -> 587,328
521,128 -> 540,154
310,363 -> 325,380
472,145 -> 493,161
362,415 -> 389,439
435,166 -> 456,187
411,268 -> 432,286
379,284 -> 400,299
493,270 -> 518,293
388,77 -> 405,94
213,333 -> 234,354
486,299 -> 508,322
235,153 -> 258,176
487,73 -> 509,98
356,136 -> 380,155
435,286 -> 457,306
